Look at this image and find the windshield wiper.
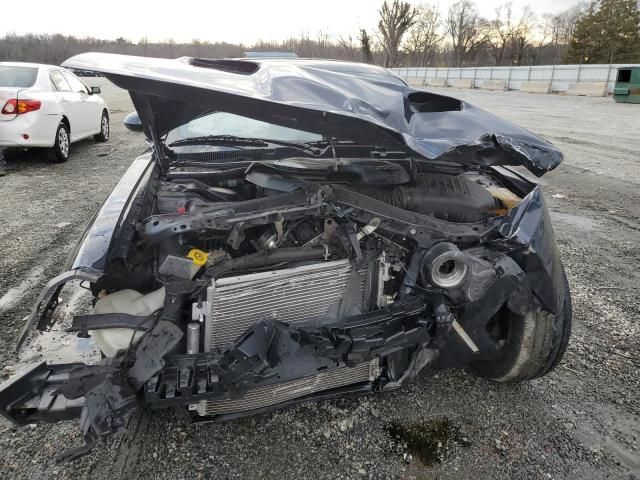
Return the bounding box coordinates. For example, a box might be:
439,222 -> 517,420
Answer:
169,135 -> 267,147
168,135 -> 324,156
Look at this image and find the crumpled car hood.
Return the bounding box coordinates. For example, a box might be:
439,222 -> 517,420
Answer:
62,53 -> 562,176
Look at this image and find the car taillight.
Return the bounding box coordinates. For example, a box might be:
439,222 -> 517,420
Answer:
1,98 -> 41,115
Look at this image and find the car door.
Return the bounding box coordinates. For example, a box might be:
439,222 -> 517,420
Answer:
61,70 -> 101,137
49,69 -> 86,140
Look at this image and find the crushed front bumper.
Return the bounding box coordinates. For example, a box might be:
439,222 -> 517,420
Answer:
1,294 -> 436,462
0,362 -> 85,425
0,260 -> 524,462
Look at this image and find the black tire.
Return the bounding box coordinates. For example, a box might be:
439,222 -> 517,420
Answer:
474,267 -> 572,382
46,122 -> 71,163
1,147 -> 20,160
94,110 -> 109,142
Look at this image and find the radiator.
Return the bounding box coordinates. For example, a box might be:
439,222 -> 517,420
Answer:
196,259 -> 371,416
204,259 -> 366,351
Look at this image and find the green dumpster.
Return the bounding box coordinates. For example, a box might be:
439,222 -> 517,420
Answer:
613,67 -> 640,104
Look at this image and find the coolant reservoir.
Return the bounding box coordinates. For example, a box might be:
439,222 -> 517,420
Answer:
91,287 -> 165,356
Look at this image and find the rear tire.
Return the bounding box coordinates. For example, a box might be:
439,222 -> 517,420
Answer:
474,267 -> 572,382
94,110 -> 109,142
47,122 -> 70,163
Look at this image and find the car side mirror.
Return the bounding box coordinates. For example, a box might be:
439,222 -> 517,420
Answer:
90,86 -> 101,94
124,111 -> 144,133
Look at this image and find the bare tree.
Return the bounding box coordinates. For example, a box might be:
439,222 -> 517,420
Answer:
376,0 -> 417,67
337,35 -> 358,60
446,0 -> 487,67
553,3 -> 587,62
314,31 -> 330,57
528,13 -> 555,65
484,3 -> 535,65
403,3 -> 444,67
359,29 -> 375,63
251,31 -> 363,61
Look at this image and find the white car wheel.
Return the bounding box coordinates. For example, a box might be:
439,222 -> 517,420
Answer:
47,122 -> 70,163
94,111 -> 110,142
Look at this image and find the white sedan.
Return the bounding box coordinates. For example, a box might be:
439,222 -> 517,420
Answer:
0,62 -> 109,162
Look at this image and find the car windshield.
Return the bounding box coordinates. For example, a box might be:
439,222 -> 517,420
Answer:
166,111 -> 323,145
0,66 -> 38,88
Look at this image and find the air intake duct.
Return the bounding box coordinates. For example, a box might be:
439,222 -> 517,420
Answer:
354,174 -> 496,222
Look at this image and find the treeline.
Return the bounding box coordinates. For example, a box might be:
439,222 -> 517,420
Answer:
565,0 -> 640,63
1,0 -> 639,68
368,0 -> 640,67
0,34 -> 246,65
0,33 -> 382,66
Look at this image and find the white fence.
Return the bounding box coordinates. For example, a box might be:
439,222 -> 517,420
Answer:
390,64 -> 640,94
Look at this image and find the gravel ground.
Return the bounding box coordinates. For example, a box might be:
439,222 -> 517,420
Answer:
0,80 -> 639,480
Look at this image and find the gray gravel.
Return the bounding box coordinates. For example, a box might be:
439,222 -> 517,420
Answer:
0,81 -> 639,480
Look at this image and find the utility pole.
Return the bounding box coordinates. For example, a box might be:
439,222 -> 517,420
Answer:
606,51 -> 614,92
577,55 -> 582,83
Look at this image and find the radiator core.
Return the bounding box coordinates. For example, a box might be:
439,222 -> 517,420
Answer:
197,259 -> 371,416
204,259 -> 365,351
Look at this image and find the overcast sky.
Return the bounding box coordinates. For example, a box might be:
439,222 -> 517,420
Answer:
3,0 -> 581,44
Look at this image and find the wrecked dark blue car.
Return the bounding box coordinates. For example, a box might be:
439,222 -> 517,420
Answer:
0,53 -> 570,462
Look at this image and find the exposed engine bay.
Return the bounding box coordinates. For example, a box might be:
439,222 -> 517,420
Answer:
92,159 -> 520,417
89,158 -> 515,365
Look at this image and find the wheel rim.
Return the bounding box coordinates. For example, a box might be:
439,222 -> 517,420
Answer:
59,127 -> 69,157
101,115 -> 109,139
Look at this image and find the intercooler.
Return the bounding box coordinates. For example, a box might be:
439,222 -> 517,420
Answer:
197,259 -> 374,416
